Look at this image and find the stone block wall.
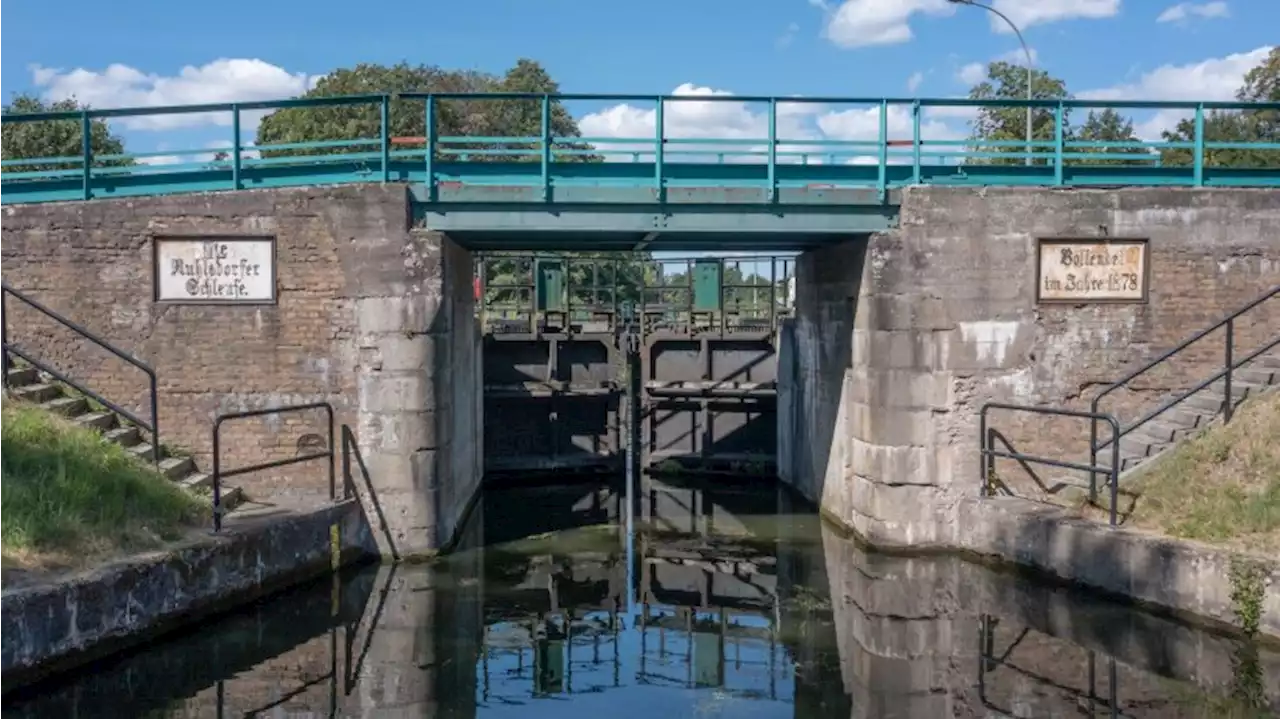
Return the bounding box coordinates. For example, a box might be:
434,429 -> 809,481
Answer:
780,186 -> 1280,547
1,186 -> 482,555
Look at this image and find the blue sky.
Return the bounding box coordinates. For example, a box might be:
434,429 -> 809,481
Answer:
2,0 -> 1276,161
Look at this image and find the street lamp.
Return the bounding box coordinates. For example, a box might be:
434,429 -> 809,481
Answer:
948,0 -> 1035,166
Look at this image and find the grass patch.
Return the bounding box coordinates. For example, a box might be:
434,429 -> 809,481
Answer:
1,401 -> 207,572
1127,391 -> 1280,554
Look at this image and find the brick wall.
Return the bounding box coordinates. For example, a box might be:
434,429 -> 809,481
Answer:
782,186 -> 1280,546
1,186 -> 408,503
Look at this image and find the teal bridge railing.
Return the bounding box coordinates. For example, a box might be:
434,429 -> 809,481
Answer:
2,93 -> 1278,205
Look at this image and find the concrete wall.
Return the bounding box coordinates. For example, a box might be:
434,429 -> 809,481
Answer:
779,186 -> 1280,547
1,186 -> 482,556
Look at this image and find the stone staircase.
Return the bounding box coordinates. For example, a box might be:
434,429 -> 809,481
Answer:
1112,350 -> 1280,481
5,364 -> 244,509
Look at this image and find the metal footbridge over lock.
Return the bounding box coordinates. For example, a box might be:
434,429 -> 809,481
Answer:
4,92 -> 1279,251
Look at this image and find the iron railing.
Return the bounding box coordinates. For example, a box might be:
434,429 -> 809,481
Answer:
341,423 -> 399,561
977,616 -> 1119,719
211,402 -> 335,530
979,402 -> 1122,526
3,94 -> 1278,205
1,282 -> 160,465
1089,284 -> 1280,490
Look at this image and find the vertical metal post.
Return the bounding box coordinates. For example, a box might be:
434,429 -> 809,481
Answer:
342,427 -> 352,501
425,96 -> 437,202
380,95 -> 391,183
149,373 -> 160,467
232,104 -> 242,190
1109,418 -> 1120,526
1193,103 -> 1205,186
978,407 -> 988,497
1224,318 -> 1234,423
81,111 -> 93,201
328,404 -> 336,502
877,99 -> 888,203
1,290 -> 9,388
654,97 -> 665,203
767,98 -> 778,202
911,100 -> 921,184
212,422 -> 223,532
1053,101 -> 1065,185
1089,414 -> 1098,505
540,94 -> 552,201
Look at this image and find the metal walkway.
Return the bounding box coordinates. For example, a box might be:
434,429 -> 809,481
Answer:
3,93 -> 1277,248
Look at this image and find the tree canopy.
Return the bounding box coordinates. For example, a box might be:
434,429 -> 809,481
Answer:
1159,47 -> 1280,168
254,59 -> 594,161
963,50 -> 1279,169
1,94 -> 131,173
966,62 -> 1070,165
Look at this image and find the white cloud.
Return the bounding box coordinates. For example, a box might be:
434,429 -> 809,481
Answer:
1156,1 -> 1229,23
1080,45 -> 1270,139
777,22 -> 801,48
819,0 -> 954,48
29,59 -> 321,131
958,62 -> 987,85
907,71 -> 925,93
578,83 -> 969,167
988,0 -> 1120,32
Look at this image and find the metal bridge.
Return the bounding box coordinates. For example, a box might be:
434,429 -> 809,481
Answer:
3,93 -> 1278,251
479,253 -> 792,477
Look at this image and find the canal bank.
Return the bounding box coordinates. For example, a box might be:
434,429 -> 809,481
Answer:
0,499 -> 379,690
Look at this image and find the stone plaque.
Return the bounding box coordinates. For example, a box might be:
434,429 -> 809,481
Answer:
1037,238 -> 1148,303
154,236 -> 276,303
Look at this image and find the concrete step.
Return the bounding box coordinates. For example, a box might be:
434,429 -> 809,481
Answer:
127,441 -> 161,462
13,382 -> 62,403
73,411 -> 118,432
6,366 -> 39,387
1132,417 -> 1205,444
42,396 -> 87,417
1256,354 -> 1280,370
1118,434 -> 1164,460
1235,366 -> 1278,386
179,472 -> 213,491
103,426 -> 142,447
158,456 -> 196,481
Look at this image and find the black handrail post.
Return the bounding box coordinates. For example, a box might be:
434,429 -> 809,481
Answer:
1088,413 -> 1098,505
149,371 -> 160,467
1108,415 -> 1120,527
1224,317 -> 1234,424
978,405 -> 989,497
212,418 -> 224,532
342,425 -> 352,501
1,289 -> 10,388
326,403 -> 336,502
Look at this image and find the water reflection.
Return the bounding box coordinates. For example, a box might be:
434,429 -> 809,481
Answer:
4,476 -> 1277,718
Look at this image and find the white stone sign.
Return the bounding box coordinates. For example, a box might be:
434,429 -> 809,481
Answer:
1037,238 -> 1148,303
154,237 -> 275,303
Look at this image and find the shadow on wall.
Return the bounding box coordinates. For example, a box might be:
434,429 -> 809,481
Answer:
777,237 -> 865,524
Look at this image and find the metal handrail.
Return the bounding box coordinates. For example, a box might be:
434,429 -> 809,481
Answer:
211,402 -> 335,530
1,282 -> 160,466
1089,285 -> 1280,479
979,402 -> 1122,526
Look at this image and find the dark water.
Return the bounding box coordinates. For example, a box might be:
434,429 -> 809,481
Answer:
4,476 -> 1278,718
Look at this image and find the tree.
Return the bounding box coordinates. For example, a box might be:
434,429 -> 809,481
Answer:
254,59 -> 595,161
1074,109 -> 1150,166
1159,47 -> 1280,169
966,62 -> 1071,166
1,94 -> 131,173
